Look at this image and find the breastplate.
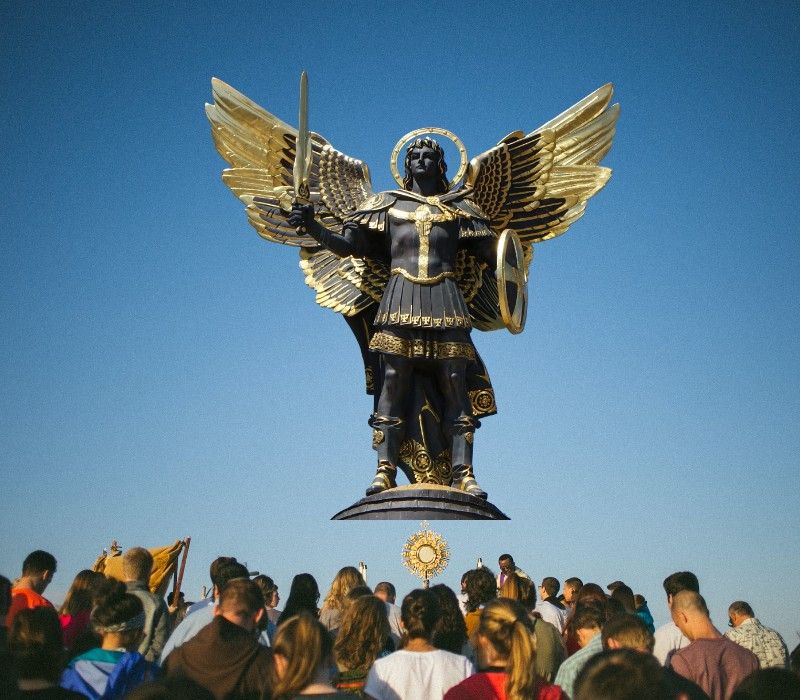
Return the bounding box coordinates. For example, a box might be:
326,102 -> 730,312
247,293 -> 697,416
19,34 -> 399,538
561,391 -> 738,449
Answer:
388,200 -> 457,283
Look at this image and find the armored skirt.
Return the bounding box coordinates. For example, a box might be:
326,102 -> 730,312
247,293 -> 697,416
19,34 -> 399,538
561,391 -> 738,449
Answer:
369,273 -> 476,361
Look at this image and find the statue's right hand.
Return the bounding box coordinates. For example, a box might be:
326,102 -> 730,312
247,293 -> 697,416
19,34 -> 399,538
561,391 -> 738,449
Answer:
288,203 -> 315,233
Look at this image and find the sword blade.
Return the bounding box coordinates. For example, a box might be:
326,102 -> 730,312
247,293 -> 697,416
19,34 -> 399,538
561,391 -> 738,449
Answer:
293,71 -> 310,201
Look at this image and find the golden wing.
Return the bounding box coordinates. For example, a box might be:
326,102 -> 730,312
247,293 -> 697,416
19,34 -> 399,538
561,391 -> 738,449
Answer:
206,78 -> 388,317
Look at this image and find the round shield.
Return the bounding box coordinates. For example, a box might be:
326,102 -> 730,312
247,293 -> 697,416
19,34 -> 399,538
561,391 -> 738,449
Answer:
497,229 -> 529,334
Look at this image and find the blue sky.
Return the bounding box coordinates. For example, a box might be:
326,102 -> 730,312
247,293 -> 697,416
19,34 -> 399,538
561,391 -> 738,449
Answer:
2,1 -> 798,644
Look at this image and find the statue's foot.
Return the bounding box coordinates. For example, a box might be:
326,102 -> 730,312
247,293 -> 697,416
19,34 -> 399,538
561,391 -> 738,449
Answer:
366,462 -> 397,496
451,465 -> 488,500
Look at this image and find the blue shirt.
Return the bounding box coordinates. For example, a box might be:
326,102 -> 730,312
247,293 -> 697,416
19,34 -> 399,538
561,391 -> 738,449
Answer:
554,632 -> 603,698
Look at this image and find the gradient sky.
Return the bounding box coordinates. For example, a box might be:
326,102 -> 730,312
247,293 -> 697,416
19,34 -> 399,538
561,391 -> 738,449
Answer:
2,1 -> 798,645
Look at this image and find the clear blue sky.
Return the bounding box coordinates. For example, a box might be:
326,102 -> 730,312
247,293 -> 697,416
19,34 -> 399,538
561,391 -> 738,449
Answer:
2,1 -> 798,644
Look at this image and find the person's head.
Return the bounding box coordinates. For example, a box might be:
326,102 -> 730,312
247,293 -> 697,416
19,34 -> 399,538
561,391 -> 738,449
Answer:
790,641 -> 800,675
10,606 -> 65,683
576,583 -> 607,608
497,554 -> 515,575
670,590 -> 710,640
279,573 -> 320,623
633,594 -> 646,610
122,547 -> 154,584
606,580 -> 625,593
21,550 -> 57,593
574,648 -> 670,700
253,575 -> 277,608
572,604 -> 605,648
124,676 -> 215,700
0,574 -> 11,620
564,577 -> 583,605
59,569 -> 104,616
212,561 -> 249,599
403,137 -> 449,193
601,614 -> 654,653
728,600 -> 755,628
374,581 -> 396,604
401,588 -> 440,642
430,583 -> 468,654
477,598 -> 539,700
464,567 -> 497,612
322,566 -> 366,612
215,578 -> 264,632
272,612 -> 332,697
610,584 -> 636,614
334,593 -> 391,672
662,571 -> 699,603
208,556 -> 238,588
540,576 -> 560,599
731,668 -> 800,700
91,577 -> 145,651
498,572 -> 526,602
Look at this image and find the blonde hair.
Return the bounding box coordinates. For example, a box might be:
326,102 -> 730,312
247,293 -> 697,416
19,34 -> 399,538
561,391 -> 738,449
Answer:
272,612 -> 331,699
334,594 -> 389,672
321,566 -> 365,613
478,598 -> 540,700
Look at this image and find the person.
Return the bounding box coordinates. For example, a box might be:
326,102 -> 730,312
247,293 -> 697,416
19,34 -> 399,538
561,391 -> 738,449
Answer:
290,137 -> 499,499
253,575 -> 279,642
562,579 -> 583,612
668,591 -> 758,700
273,611 -> 351,699
430,584 -> 469,656
1,574 -> 15,698
572,648 -> 672,700
184,556 -> 238,616
464,567 -> 498,639
444,598 -> 565,700
554,605 -> 606,699
125,676 -> 215,700
256,576 -> 282,627
160,560 -> 269,661
633,594 -> 655,634
320,567 -> 367,632
162,578 -> 274,699
609,584 -> 636,615
6,551 -> 57,627
60,578 -> 158,698
365,589 -> 474,700
9,606 -> 85,699
122,547 -> 170,662
278,573 -> 321,627
516,577 -> 565,684
58,569 -> 104,655
654,571 -> 699,666
535,578 -> 568,635
374,581 -> 403,641
496,555 -> 530,590
724,600 -> 789,670
334,593 -> 393,696
730,668 -> 800,699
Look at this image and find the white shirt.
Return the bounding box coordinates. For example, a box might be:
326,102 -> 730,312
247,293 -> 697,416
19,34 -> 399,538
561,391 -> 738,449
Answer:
365,648 -> 475,700
534,599 -> 568,634
653,620 -> 690,666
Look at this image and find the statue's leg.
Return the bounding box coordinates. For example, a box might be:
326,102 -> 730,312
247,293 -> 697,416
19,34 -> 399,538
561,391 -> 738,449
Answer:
437,359 -> 488,499
366,354 -> 411,495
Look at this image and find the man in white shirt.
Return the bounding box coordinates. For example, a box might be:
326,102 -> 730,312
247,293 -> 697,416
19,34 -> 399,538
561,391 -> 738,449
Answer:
534,576 -> 568,634
374,580 -> 403,643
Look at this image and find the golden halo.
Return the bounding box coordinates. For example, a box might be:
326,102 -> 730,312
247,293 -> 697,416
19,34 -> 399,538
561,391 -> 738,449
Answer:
390,127 -> 468,191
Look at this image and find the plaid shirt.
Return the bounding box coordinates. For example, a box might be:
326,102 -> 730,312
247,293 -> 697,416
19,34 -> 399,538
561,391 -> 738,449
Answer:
725,617 -> 789,669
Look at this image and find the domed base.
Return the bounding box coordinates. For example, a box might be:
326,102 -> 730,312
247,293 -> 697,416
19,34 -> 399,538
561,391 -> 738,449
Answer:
331,484 -> 509,520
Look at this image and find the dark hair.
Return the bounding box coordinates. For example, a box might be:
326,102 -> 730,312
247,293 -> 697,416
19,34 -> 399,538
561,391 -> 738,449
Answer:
346,585 -> 373,600
10,606 -> 65,682
430,584 -> 467,654
60,569 -> 104,616
91,577 -> 144,631
574,648 -> 670,700
253,575 -> 277,604
401,589 -> 440,641
576,583 -> 607,607
601,614 -> 654,653
464,567 -> 497,613
730,668 -> 800,700
219,578 -> 264,615
498,554 -> 513,562
0,574 -> 11,617
22,550 -> 56,576
214,562 -> 249,592
662,571 -> 699,597
402,137 -> 449,193
572,604 -> 606,632
729,600 -> 755,618
125,676 -> 215,700
209,556 -> 238,588
565,577 -> 583,591
541,577 -> 560,598
374,581 -> 396,598
610,584 -> 635,614
278,573 -> 320,626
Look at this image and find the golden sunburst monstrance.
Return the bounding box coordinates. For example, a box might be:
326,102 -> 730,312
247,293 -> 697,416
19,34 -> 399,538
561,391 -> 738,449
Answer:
402,521 -> 449,587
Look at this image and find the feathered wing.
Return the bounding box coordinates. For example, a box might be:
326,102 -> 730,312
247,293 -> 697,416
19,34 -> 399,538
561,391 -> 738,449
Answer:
462,84 -> 619,330
205,77 -> 387,316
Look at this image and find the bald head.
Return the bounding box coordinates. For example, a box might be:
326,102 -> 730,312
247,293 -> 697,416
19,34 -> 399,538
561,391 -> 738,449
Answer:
671,590 -> 719,641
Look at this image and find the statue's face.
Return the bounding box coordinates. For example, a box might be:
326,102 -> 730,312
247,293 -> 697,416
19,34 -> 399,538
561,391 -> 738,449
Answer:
408,146 -> 440,179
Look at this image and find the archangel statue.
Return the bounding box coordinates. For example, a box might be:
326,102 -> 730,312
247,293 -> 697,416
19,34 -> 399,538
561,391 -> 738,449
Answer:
206,78 -> 618,501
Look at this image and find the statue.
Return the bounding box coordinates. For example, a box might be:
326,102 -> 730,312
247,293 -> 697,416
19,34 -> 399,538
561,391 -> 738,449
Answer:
206,77 -> 618,502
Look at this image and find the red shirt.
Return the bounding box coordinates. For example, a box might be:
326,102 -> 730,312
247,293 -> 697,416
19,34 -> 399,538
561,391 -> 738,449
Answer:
444,671 -> 566,700
6,587 -> 54,627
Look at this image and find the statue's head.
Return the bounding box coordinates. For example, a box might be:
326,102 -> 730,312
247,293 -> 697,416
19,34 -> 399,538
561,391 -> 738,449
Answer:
403,137 -> 449,193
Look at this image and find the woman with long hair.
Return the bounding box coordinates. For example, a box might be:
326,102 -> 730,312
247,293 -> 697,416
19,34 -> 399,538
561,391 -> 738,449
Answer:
444,598 -> 565,700
272,611 -> 351,699
319,567 -> 366,632
333,594 -> 392,696
365,589 -> 474,700
278,574 -> 321,627
60,578 -> 157,699
463,568 -> 498,639
58,570 -> 104,653
430,584 -> 468,656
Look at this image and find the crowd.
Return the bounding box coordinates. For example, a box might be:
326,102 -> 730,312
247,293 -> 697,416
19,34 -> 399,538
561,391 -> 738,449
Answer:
2,549 -> 799,700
